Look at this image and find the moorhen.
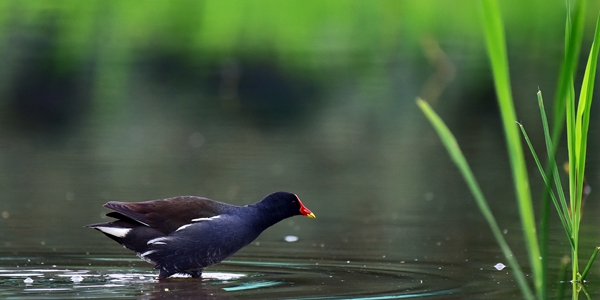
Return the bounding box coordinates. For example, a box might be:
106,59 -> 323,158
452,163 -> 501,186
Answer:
86,191 -> 315,279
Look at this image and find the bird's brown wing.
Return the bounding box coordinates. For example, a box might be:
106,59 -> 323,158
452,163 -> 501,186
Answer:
104,196 -> 228,234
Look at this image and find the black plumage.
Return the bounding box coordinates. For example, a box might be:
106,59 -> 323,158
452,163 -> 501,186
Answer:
86,191 -> 315,279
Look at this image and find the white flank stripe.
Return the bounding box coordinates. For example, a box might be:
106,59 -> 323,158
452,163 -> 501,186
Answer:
95,227 -> 131,238
140,250 -> 156,258
176,224 -> 194,232
191,215 -> 221,222
147,236 -> 170,245
138,250 -> 157,264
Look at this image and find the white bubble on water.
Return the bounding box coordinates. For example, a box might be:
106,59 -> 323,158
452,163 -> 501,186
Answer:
284,235 -> 299,242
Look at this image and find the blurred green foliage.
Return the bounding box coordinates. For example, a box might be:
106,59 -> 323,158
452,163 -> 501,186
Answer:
4,0 -> 579,67
0,0 -> 598,130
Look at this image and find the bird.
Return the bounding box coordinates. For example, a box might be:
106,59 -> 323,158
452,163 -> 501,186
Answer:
86,191 -> 315,279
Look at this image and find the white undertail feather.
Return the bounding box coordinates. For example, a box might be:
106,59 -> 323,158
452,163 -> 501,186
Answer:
95,226 -> 131,238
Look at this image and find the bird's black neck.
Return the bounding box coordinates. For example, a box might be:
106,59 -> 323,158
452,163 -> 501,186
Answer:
246,201 -> 293,231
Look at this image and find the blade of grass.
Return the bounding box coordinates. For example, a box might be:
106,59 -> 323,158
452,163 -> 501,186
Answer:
551,0 -> 586,144
537,89 -> 572,285
580,246 -> 600,281
417,98 -> 534,300
565,3 -> 599,288
479,1 -> 542,297
537,91 -> 571,231
518,122 -> 573,245
569,11 -> 600,289
553,8 -> 584,288
573,12 -> 600,221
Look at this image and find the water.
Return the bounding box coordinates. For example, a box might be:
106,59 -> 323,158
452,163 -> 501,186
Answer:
0,244 -> 496,299
3,98 -> 600,299
0,255 -> 463,299
1,208 -> 579,299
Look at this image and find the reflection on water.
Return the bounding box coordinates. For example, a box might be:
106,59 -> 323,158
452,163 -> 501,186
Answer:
3,215 -> 582,299
1,254 -> 465,299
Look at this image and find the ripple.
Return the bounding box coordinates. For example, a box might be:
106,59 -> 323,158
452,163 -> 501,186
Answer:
0,255 -> 463,299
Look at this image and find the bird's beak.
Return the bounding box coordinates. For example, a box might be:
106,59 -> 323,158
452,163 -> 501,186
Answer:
296,196 -> 316,219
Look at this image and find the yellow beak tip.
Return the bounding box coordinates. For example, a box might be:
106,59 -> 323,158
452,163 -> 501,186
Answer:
306,213 -> 316,219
